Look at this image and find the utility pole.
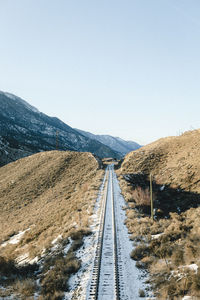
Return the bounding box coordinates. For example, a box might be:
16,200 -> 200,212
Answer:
56,130 -> 59,150
150,173 -> 154,220
77,208 -> 82,227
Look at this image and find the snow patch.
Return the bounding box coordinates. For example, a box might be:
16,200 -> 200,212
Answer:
1,228 -> 30,247
151,233 -> 164,240
3,91 -> 39,113
112,168 -> 149,299
182,263 -> 198,274
52,234 -> 62,245
64,169 -> 106,300
160,185 -> 165,191
16,253 -> 29,265
64,238 -> 73,255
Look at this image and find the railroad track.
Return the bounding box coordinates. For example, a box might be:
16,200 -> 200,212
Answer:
88,165 -> 121,300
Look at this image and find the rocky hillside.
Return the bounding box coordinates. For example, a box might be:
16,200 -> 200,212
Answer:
0,91 -> 121,166
0,150 -> 104,299
76,128 -> 141,156
118,130 -> 200,299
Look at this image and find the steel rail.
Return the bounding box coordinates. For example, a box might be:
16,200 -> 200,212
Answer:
111,167 -> 120,300
88,168 -> 109,299
88,165 -> 121,300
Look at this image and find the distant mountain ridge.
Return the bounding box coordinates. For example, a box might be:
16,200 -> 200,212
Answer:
0,91 -> 140,166
76,129 -> 141,155
0,91 -> 122,166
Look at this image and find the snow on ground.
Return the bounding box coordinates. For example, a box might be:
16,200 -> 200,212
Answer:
64,165 -> 153,299
3,91 -> 39,113
16,252 -> 39,265
185,263 -> 198,273
179,263 -> 199,274
151,233 -> 164,240
64,166 -> 153,299
64,170 -> 107,300
64,238 -> 73,255
98,170 -> 116,300
169,263 -> 199,285
51,234 -> 63,251
1,229 -> 30,247
112,167 -> 151,299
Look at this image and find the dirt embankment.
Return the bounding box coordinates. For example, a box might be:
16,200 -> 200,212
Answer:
0,150 -> 104,299
117,130 -> 200,299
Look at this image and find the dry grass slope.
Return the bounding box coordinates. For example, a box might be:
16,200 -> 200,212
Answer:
121,129 -> 200,192
117,129 -> 200,299
0,150 -> 104,298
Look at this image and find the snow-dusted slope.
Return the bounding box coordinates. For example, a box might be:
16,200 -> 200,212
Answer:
0,91 -> 121,166
76,129 -> 141,156
2,92 -> 39,113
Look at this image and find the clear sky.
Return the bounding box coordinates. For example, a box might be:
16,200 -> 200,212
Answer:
0,0 -> 200,145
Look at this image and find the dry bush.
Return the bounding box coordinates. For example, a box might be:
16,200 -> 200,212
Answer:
71,239 -> 83,252
132,186 -> 151,206
39,235 -> 85,298
38,291 -> 64,300
40,252 -> 80,296
70,228 -> 92,241
171,247 -> 184,267
0,256 -> 16,276
126,214 -> 153,240
135,261 -> 144,269
192,268 -> 200,294
130,244 -> 150,261
150,259 -> 168,275
13,278 -> 36,297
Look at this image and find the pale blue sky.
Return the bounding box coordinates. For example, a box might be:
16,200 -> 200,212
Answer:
0,0 -> 200,144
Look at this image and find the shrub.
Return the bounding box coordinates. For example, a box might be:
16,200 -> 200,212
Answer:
139,289 -> 145,297
71,239 -> 83,251
192,268 -> 200,292
41,253 -> 80,296
41,268 -> 68,294
38,291 -> 64,300
14,278 -> 36,296
136,261 -> 145,269
70,229 -> 92,240
132,187 -> 150,206
0,256 -> 16,275
171,247 -> 184,266
130,244 -> 150,261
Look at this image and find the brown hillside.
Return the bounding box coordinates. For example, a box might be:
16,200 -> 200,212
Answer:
121,129 -> 200,193
117,130 -> 200,298
0,150 -> 103,259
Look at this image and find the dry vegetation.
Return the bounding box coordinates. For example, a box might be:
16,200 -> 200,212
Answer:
117,129 -> 200,299
121,129 -> 200,193
0,150 -> 104,299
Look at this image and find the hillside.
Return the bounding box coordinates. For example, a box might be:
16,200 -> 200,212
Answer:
117,130 -> 200,298
121,129 -> 200,193
76,128 -> 141,156
0,91 -> 121,166
0,150 -> 104,299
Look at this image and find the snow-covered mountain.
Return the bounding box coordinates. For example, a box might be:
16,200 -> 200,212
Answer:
76,129 -> 141,156
0,91 -> 121,166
